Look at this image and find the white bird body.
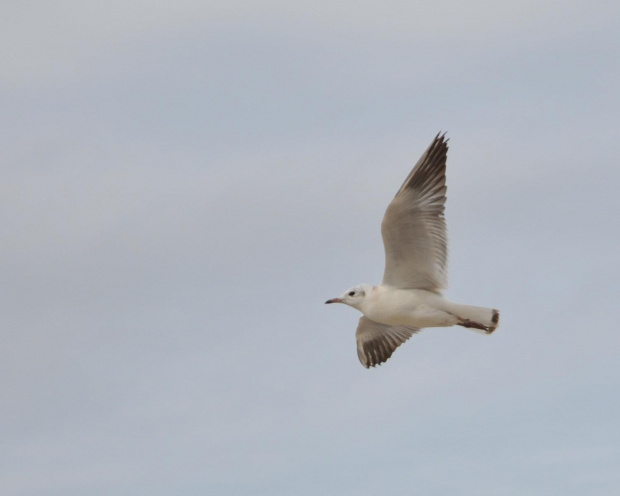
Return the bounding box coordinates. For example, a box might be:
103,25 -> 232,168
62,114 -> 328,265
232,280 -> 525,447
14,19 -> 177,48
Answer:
345,284 -> 496,330
326,133 -> 500,368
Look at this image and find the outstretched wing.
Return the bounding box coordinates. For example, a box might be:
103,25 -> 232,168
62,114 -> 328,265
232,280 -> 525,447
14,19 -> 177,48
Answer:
355,316 -> 420,368
381,133 -> 449,291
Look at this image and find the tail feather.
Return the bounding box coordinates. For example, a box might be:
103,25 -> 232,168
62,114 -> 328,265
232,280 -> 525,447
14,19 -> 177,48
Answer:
453,304 -> 500,334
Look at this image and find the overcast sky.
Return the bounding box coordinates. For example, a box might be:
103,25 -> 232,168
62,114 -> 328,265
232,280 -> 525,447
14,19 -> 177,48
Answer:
2,1 -> 620,495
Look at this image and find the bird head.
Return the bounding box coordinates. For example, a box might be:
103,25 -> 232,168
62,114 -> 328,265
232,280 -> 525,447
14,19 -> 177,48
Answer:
325,284 -> 370,310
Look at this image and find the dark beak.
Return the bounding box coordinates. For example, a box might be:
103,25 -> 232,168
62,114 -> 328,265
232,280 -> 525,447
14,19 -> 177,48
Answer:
325,298 -> 342,304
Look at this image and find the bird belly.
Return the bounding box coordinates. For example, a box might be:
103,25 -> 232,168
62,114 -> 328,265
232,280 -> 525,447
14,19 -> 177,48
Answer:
363,288 -> 458,328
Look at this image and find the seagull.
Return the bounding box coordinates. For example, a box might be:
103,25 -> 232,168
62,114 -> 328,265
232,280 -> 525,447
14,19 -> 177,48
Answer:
325,133 -> 499,368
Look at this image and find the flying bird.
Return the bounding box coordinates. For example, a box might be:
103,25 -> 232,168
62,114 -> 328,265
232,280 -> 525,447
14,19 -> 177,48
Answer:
325,133 -> 499,368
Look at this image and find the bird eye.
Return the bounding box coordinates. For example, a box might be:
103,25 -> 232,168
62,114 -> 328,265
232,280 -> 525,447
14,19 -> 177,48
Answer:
348,291 -> 355,297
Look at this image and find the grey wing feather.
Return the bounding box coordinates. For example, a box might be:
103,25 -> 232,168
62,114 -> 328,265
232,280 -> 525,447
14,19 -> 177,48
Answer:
381,133 -> 449,291
355,316 -> 420,368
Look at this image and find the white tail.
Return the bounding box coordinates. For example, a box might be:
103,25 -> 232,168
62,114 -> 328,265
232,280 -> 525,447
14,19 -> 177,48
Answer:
451,304 -> 500,334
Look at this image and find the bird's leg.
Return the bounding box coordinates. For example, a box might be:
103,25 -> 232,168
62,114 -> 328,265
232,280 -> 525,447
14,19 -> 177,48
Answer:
457,317 -> 492,333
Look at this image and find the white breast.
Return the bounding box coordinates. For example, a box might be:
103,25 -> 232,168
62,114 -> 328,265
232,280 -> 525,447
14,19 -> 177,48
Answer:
361,286 -> 457,328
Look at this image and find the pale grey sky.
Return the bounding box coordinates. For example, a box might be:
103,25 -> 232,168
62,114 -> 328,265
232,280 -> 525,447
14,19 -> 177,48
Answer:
2,1 -> 619,495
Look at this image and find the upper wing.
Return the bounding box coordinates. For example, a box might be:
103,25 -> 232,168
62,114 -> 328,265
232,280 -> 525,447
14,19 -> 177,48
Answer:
355,316 -> 420,368
381,133 -> 449,291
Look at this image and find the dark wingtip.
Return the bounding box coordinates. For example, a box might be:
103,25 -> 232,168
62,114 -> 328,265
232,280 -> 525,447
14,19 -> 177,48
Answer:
436,130 -> 449,143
